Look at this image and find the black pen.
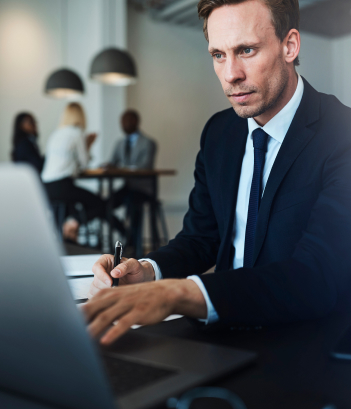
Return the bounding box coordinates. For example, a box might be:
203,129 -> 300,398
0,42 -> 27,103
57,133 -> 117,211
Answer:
112,241 -> 123,287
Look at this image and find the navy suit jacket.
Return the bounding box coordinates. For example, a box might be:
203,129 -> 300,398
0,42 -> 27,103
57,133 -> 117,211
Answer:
148,78 -> 351,326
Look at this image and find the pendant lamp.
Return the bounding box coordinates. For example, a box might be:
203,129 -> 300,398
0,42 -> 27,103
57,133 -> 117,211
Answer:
90,47 -> 137,86
44,68 -> 84,98
43,1 -> 84,99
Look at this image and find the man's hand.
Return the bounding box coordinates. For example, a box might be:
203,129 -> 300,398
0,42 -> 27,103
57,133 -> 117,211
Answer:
82,279 -> 207,344
88,255 -> 155,299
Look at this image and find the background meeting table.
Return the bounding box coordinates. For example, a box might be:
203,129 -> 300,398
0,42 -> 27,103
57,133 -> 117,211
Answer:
78,168 -> 176,255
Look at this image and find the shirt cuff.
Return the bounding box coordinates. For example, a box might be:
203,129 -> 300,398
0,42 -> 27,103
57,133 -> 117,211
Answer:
187,275 -> 219,325
139,258 -> 163,281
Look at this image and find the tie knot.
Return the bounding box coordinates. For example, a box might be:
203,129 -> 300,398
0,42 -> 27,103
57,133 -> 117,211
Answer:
252,128 -> 268,152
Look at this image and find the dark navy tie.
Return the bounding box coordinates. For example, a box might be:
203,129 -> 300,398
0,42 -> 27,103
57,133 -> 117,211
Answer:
125,135 -> 132,165
243,128 -> 269,268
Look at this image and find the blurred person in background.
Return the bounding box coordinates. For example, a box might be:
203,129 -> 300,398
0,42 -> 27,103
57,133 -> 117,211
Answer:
11,112 -> 44,174
111,110 -> 157,171
110,109 -> 157,251
42,102 -> 125,242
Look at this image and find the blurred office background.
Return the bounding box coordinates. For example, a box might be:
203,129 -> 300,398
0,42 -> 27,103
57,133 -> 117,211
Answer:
0,0 -> 351,240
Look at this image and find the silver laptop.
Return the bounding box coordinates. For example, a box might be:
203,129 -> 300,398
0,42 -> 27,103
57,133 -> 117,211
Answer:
0,164 -> 256,409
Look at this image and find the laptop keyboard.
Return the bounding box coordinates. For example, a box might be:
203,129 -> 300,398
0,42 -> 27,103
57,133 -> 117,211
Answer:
102,355 -> 177,396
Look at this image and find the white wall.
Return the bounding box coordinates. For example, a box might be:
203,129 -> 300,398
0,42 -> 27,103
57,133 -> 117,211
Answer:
0,0 -> 127,165
331,35 -> 351,108
297,31 -> 351,107
298,31 -> 334,95
100,0 -> 127,163
127,6 -> 230,211
0,0 -> 64,162
66,0 -> 103,165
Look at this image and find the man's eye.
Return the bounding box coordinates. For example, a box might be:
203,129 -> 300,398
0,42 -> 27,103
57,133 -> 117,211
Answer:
214,53 -> 222,59
243,48 -> 253,54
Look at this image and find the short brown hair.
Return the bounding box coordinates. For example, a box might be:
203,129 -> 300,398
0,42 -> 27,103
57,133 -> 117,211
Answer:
198,0 -> 300,66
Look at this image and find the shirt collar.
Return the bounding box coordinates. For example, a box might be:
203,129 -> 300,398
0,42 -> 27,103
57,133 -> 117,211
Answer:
247,73 -> 304,144
126,132 -> 140,143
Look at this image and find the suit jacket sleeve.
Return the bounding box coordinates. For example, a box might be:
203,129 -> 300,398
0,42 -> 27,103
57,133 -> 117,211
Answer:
137,138 -> 157,169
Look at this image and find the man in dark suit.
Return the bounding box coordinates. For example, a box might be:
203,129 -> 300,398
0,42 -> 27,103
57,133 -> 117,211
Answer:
110,109 -> 157,249
83,0 -> 351,345
111,109 -> 156,172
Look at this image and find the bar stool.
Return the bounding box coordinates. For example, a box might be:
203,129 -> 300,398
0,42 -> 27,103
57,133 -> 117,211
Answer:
126,198 -> 169,258
50,200 -> 90,244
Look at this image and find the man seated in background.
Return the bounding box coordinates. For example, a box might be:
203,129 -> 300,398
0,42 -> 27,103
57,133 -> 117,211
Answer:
111,109 -> 156,171
83,0 -> 351,345
110,109 -> 157,251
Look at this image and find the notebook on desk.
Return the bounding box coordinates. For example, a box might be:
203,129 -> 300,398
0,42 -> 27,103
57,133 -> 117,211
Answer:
61,254 -> 100,277
0,164 -> 256,409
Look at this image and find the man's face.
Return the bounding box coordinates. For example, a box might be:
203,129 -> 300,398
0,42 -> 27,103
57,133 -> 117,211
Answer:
207,0 -> 289,120
122,113 -> 138,135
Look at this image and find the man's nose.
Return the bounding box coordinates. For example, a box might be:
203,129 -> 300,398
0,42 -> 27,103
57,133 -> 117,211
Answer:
224,57 -> 245,84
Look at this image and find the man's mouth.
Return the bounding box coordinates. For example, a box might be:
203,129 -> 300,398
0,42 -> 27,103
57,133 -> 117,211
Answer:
230,91 -> 254,103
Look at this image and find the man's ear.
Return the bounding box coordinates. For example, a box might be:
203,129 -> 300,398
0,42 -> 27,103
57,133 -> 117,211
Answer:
284,29 -> 300,64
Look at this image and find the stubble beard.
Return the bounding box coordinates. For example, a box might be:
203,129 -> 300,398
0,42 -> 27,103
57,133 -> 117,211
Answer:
225,63 -> 289,119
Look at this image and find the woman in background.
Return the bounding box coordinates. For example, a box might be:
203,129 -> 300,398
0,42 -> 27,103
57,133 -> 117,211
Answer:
42,103 -> 114,241
12,112 -> 44,173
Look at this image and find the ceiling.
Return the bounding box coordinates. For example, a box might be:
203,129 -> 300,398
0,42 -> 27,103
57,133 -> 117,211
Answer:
300,0 -> 351,38
130,0 -> 351,38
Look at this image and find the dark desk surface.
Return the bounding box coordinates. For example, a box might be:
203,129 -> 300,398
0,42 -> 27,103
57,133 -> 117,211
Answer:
1,310 -> 351,409
139,311 -> 351,409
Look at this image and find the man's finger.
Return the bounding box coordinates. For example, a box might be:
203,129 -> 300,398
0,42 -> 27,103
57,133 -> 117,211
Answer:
92,276 -> 111,290
87,273 -> 112,299
87,280 -> 105,299
111,258 -> 141,278
92,254 -> 114,286
100,311 -> 141,344
88,302 -> 132,338
82,289 -> 117,322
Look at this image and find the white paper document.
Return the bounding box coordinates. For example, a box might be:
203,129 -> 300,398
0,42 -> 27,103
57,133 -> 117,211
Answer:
68,277 -> 94,300
131,315 -> 183,329
61,254 -> 101,277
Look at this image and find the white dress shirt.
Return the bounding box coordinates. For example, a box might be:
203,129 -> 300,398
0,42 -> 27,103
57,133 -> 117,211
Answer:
142,74 -> 304,324
41,126 -> 89,183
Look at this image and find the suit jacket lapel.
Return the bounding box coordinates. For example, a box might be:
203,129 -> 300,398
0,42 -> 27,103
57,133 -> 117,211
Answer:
219,115 -> 248,270
253,78 -> 321,265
